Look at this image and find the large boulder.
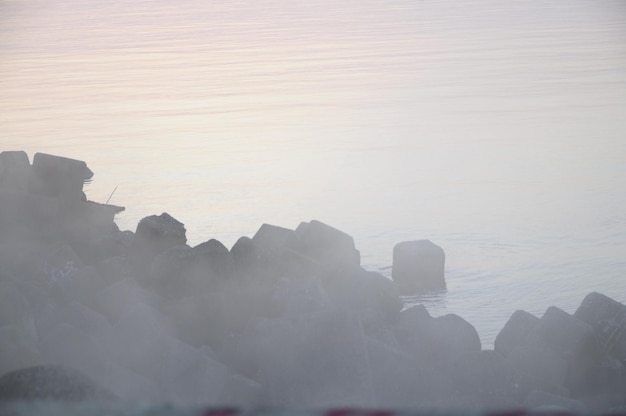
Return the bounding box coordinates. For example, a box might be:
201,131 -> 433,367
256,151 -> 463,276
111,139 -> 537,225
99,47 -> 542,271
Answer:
396,304 -> 481,365
572,293 -> 626,398
241,308 -> 371,406
148,240 -> 233,300
325,265 -> 402,327
525,306 -> 601,390
0,365 -> 115,400
523,389 -> 587,413
295,220 -> 360,268
445,350 -> 529,408
0,150 -> 31,192
133,212 -> 187,256
0,278 -> 41,375
365,336 -> 453,408
574,292 -> 626,362
494,309 -> 540,357
252,223 -> 299,253
31,152 -> 92,201
392,240 -> 445,292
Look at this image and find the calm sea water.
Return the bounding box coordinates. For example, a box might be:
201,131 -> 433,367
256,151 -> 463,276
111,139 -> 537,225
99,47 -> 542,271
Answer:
2,0 -> 626,346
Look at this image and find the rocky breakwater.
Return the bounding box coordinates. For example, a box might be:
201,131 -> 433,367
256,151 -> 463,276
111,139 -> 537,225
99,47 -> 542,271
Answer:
1,151 -> 625,412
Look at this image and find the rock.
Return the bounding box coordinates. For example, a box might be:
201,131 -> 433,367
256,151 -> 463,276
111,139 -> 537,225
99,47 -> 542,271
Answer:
148,239 -> 234,299
97,360 -> 159,400
133,212 -> 187,256
163,293 -> 226,350
89,278 -> 161,324
246,309 -> 370,406
396,305 -> 481,365
41,244 -> 83,288
50,265 -> 107,305
494,309 -> 540,357
523,389 -> 587,413
365,336 -> 453,408
49,301 -> 115,347
526,306 -> 601,390
0,191 -> 60,242
574,292 -> 626,362
109,301 -> 172,379
0,365 -> 115,400
271,277 -> 328,318
249,224 -> 321,282
0,278 -> 41,375
0,325 -> 42,376
0,150 -> 32,192
574,355 -> 626,398
219,373 -> 266,406
37,322 -> 108,379
192,238 -> 234,279
95,255 -> 133,286
163,355 -> 232,405
252,223 -> 299,253
506,344 -> 569,390
392,240 -> 445,291
295,220 -> 360,267
446,350 -> 528,408
326,265 -> 402,325
31,152 -> 93,201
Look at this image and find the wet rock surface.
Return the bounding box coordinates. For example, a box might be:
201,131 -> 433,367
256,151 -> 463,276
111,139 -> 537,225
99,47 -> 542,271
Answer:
0,365 -> 115,400
1,151 -> 625,412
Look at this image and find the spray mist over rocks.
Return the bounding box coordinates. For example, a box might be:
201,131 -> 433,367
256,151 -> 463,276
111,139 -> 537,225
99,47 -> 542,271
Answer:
1,151 -> 625,413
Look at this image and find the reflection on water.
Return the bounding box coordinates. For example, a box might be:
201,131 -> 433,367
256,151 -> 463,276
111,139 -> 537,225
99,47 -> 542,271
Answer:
2,0 -> 626,346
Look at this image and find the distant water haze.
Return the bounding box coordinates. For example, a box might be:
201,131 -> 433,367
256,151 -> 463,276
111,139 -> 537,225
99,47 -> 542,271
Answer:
2,0 -> 625,346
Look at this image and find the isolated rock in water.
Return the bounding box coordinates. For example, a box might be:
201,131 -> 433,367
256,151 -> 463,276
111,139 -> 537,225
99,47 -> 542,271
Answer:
494,309 -> 540,357
295,220 -> 360,267
392,240 -> 445,292
32,152 -> 93,201
0,365 -> 115,400
574,292 -> 626,362
134,212 -> 187,255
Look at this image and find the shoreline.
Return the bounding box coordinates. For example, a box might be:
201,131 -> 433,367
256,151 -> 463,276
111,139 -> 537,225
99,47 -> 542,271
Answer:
1,151 -> 625,411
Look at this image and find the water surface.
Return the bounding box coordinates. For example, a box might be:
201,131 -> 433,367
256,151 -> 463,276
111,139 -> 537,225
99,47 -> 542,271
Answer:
2,0 -> 626,346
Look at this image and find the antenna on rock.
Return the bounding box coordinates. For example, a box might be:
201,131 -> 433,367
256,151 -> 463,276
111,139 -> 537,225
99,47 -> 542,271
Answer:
105,185 -> 118,204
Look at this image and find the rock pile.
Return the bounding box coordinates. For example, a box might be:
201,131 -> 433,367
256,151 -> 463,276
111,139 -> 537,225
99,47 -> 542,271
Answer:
1,151 -> 625,411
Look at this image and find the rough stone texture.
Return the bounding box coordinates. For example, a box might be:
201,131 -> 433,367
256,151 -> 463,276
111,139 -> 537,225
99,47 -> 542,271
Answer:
252,223 -> 299,253
494,309 -> 540,357
392,240 -> 445,291
365,336 -> 452,408
295,220 -> 360,267
446,350 -> 529,408
32,152 -> 93,201
134,212 -> 187,255
0,365 -> 115,400
192,238 -> 234,279
526,306 -> 601,390
0,150 -> 32,192
523,389 -> 586,413
505,344 -> 568,391
574,291 -> 626,362
326,265 -> 402,325
396,305 -> 481,365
